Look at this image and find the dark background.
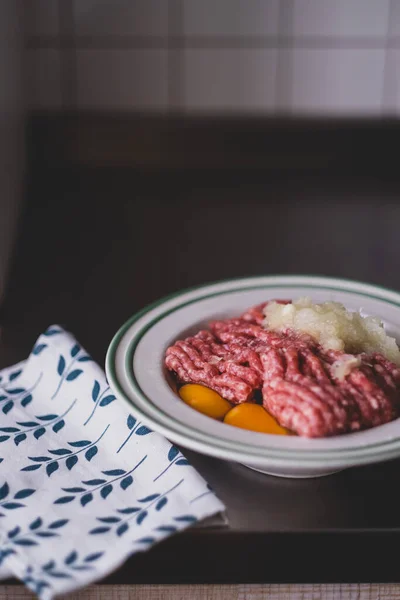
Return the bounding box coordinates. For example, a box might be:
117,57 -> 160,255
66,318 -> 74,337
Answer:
2,114 -> 400,584
3,115 -> 400,368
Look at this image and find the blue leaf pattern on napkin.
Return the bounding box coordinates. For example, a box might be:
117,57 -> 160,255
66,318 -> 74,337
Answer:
0,373 -> 43,415
153,445 -> 190,482
116,416 -> 152,454
84,382 -> 116,426
0,325 -> 225,599
0,402 -> 74,446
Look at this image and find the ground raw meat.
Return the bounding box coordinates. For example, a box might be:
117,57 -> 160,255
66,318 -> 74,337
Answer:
165,301 -> 400,437
261,347 -> 400,437
165,329 -> 261,403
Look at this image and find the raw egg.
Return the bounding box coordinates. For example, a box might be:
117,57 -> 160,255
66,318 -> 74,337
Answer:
179,384 -> 232,420
224,403 -> 289,435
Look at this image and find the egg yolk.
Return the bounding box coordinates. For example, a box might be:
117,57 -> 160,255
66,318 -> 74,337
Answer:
224,403 -> 289,435
179,384 -> 232,420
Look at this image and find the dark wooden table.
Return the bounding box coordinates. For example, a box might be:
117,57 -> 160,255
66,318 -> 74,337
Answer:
2,166 -> 400,584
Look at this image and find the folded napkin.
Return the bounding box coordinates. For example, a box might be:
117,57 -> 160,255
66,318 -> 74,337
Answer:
0,326 -> 225,598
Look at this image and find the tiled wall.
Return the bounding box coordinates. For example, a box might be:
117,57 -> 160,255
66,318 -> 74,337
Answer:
24,0 -> 400,115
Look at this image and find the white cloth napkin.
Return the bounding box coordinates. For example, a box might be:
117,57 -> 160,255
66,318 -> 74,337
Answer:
0,326 -> 225,598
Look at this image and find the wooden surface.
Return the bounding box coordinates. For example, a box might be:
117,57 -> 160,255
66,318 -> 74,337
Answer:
1,584 -> 400,600
2,168 -> 400,587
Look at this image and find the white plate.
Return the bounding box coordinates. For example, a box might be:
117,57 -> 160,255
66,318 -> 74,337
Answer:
106,275 -> 400,478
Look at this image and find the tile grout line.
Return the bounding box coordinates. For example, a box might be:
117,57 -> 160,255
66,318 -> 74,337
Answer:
167,0 -> 184,112
275,0 -> 294,113
273,2 -> 284,110
382,0 -> 396,113
58,0 -> 77,109
167,0 -> 173,108
25,34 -> 400,51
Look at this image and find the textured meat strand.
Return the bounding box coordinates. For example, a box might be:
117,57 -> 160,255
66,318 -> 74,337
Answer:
261,345 -> 400,437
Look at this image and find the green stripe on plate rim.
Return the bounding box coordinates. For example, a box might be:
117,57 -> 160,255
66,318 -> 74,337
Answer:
107,276 -> 400,465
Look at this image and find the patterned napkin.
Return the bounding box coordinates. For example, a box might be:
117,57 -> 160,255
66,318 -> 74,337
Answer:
0,326 -> 225,598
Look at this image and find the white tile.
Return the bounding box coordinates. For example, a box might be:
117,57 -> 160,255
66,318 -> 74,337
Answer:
76,49 -> 167,110
183,0 -> 280,37
73,0 -> 168,37
290,49 -> 385,114
183,49 -> 277,112
293,0 -> 389,37
275,48 -> 292,110
383,49 -> 400,114
23,0 -> 58,36
25,49 -> 62,109
388,1 -> 400,36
